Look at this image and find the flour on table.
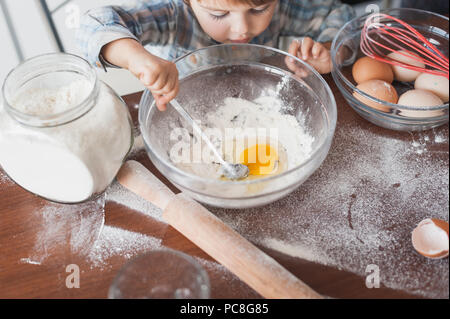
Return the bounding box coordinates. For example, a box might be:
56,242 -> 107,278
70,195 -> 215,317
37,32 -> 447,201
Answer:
87,225 -> 162,269
105,180 -> 163,221
213,123 -> 449,299
20,196 -> 105,265
0,169 -> 13,186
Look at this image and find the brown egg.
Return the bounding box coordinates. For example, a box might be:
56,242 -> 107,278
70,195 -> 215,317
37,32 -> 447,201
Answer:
397,89 -> 445,118
412,218 -> 449,259
353,80 -> 398,112
352,56 -> 394,84
387,50 -> 425,82
414,73 -> 449,103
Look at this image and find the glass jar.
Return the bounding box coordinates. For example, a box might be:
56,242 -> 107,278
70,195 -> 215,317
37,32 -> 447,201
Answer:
0,53 -> 133,203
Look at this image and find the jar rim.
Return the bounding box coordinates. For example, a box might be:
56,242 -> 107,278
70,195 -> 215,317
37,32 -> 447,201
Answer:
1,52 -> 99,127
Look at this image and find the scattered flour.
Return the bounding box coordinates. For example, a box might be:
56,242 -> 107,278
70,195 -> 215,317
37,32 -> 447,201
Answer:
105,180 -> 163,221
20,196 -> 105,265
15,109 -> 448,298
128,134 -> 145,158
212,123 -> 449,299
0,169 -> 13,186
195,257 -> 261,298
258,238 -> 331,266
434,134 -> 446,143
87,225 -> 162,269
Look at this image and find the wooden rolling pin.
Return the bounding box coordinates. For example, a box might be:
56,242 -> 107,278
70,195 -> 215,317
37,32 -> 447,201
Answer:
116,160 -> 322,299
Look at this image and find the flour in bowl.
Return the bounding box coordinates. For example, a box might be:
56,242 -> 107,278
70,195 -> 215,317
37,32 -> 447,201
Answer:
170,96 -> 314,180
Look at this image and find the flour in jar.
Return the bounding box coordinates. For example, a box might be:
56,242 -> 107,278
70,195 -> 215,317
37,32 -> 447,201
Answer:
170,96 -> 314,180
0,80 -> 132,203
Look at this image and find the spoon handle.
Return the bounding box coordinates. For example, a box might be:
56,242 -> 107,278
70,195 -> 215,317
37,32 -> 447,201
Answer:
170,100 -> 228,167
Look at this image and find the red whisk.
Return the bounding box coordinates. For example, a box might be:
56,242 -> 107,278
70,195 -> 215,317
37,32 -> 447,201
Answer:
360,13 -> 449,79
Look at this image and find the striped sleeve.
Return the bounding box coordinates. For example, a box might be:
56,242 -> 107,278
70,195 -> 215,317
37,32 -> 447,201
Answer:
75,0 -> 179,68
279,0 -> 355,42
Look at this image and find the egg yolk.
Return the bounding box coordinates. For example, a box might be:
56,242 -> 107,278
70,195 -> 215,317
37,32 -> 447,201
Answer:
239,144 -> 278,176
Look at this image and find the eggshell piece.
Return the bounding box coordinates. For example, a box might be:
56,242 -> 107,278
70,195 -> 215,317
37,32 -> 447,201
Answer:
412,218 -> 449,259
414,73 -> 449,102
353,80 -> 398,112
352,56 -> 394,84
387,50 -> 425,82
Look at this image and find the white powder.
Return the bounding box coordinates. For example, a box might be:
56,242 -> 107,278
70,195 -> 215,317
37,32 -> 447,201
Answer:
11,80 -> 93,116
0,80 -> 132,203
171,96 -> 314,179
195,257 -> 262,298
20,196 -> 105,265
87,225 -> 162,269
212,123 -> 449,298
0,168 -> 13,186
105,180 -> 163,221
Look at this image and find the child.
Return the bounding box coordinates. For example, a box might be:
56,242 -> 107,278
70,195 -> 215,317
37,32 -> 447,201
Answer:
76,0 -> 354,110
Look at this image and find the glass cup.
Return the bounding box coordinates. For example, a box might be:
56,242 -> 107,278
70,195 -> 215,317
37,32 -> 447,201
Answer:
108,249 -> 211,299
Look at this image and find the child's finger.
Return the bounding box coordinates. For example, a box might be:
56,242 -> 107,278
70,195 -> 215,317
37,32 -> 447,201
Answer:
312,42 -> 324,59
158,76 -> 179,105
151,71 -> 170,91
158,89 -> 178,107
155,98 -> 167,111
164,74 -> 178,95
288,39 -> 301,59
300,37 -> 313,60
139,70 -> 156,86
151,93 -> 166,111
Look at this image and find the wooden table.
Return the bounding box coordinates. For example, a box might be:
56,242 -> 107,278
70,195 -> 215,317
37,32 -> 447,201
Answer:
0,74 -> 448,299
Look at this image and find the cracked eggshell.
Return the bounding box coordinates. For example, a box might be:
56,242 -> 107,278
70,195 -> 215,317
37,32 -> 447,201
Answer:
412,218 -> 449,259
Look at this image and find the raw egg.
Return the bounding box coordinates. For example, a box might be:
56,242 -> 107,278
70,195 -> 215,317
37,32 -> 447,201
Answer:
411,218 -> 449,259
352,56 -> 394,84
353,80 -> 398,112
387,50 -> 425,82
239,143 -> 278,176
414,73 -> 449,103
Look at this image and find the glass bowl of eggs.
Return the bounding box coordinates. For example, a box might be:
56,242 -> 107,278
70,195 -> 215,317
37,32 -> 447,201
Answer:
331,8 -> 449,131
139,44 -> 337,209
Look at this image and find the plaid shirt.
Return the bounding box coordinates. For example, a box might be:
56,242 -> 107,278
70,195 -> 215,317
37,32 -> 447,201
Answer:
76,0 -> 354,69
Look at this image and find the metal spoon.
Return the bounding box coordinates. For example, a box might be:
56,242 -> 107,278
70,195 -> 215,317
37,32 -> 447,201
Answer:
170,100 -> 249,180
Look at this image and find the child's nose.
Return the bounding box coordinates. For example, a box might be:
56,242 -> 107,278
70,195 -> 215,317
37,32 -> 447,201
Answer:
231,15 -> 250,35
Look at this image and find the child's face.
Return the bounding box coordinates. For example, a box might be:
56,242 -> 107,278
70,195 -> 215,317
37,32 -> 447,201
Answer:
190,0 -> 277,43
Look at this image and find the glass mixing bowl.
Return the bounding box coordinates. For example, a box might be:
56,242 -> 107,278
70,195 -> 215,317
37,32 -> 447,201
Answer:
139,44 -> 337,208
331,8 -> 449,131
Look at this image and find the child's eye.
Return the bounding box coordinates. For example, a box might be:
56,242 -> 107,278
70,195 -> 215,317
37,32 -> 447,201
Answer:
210,12 -> 228,20
250,5 -> 270,15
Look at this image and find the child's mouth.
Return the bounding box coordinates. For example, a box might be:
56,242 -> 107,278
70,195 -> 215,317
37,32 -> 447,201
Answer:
229,38 -> 250,43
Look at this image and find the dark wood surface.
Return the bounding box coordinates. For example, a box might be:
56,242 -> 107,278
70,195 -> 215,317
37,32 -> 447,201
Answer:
0,73 -> 448,299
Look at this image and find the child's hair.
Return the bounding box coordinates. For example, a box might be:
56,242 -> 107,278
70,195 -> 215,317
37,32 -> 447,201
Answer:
183,0 -> 275,6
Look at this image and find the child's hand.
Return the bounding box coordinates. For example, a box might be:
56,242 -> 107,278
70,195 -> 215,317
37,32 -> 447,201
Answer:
128,51 -> 179,111
288,37 -> 332,74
